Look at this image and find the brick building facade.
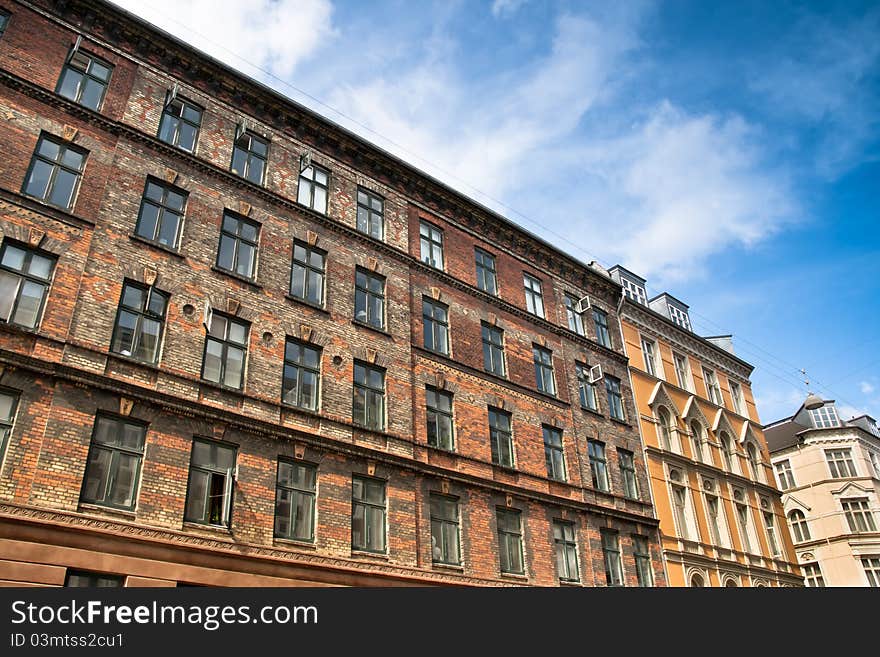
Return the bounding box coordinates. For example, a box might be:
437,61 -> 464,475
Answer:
0,0 -> 663,587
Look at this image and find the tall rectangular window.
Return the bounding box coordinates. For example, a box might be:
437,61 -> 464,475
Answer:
730,381 -> 745,415
475,248 -> 497,295
842,499 -> 877,533
23,134 -> 86,210
289,241 -> 325,307
605,375 -> 625,421
352,476 -> 386,553
0,241 -> 56,329
763,510 -> 781,557
802,563 -> 825,587
110,281 -> 168,364
430,494 -> 460,565
0,12 -> 8,37
523,274 -> 544,318
592,308 -> 612,347
553,520 -> 579,583
426,386 -> 454,451
158,97 -> 202,153
862,557 -> 880,587
705,494 -> 726,547
481,323 -> 505,377
489,407 -> 514,468
65,571 -> 123,588
0,391 -> 18,463
825,449 -> 857,478
532,345 -> 555,395
575,363 -> 599,411
703,367 -> 723,405
354,269 -> 385,330
80,415 -> 146,510
774,460 -> 796,490
735,502 -> 753,553
601,531 -> 623,586
135,179 -> 186,249
282,339 -> 321,411
619,449 -> 639,499
543,425 -> 565,482
298,166 -> 329,214
641,336 -> 660,377
589,440 -> 609,491
672,485 -> 692,540
355,188 -> 382,238
56,49 -> 111,111
497,508 -> 524,574
230,131 -> 268,185
419,221 -> 444,270
672,352 -> 692,391
353,361 -> 385,431
274,460 -> 316,542
184,439 -> 236,527
202,312 -> 249,390
633,536 -> 654,587
216,212 -> 259,279
563,293 -> 585,336
422,298 -> 449,355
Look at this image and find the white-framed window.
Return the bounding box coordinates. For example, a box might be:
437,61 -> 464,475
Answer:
689,420 -> 704,463
719,432 -> 738,474
802,562 -> 825,587
641,336 -> 661,378
825,449 -> 857,478
703,367 -> 723,405
523,273 -> 544,318
809,405 -> 839,428
746,442 -> 763,482
862,557 -> 880,587
563,293 -> 586,336
841,498 -> 877,533
668,304 -> 691,330
870,451 -> 880,479
656,406 -> 678,452
704,491 -> 730,548
788,510 -> 810,543
668,469 -> 697,541
729,381 -> 746,416
620,277 -> 647,305
774,460 -> 796,490
763,508 -> 781,557
672,352 -> 692,391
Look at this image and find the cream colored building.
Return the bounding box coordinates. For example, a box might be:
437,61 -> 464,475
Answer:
765,402 -> 880,586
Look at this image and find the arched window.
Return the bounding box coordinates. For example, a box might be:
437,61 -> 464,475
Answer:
788,510 -> 811,543
657,407 -> 672,451
724,578 -> 738,587
747,442 -> 761,481
720,432 -> 735,472
690,573 -> 705,587
690,420 -> 704,463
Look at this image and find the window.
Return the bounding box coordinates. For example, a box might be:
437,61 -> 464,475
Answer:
497,508 -> 524,574
0,391 -> 17,463
825,449 -> 857,478
641,337 -> 660,377
690,573 -> 705,587
589,440 -> 609,491
79,415 -> 146,510
672,352 -> 692,391
56,49 -> 111,110
282,339 -> 321,411
774,460 -> 796,490
563,293 -> 585,336
735,501 -> 754,553
419,221 -> 444,270
703,368 -> 723,405
747,443 -> 761,481
620,277 -> 647,305
354,269 -> 385,330
553,520 -> 579,582
274,460 -> 316,542
481,323 -> 506,377
842,498 -> 876,533
668,304 -> 691,330
730,381 -> 745,416
720,433 -> 736,472
422,298 -> 449,355
657,407 -> 674,451
430,494 -> 460,565
788,510 -> 810,543
216,212 -> 259,279
65,571 -> 123,587
184,439 -> 236,526
802,562 -> 825,587
231,131 -> 268,185
532,345 -> 555,396
633,536 -> 653,587
705,494 -> 726,547
298,165 -> 329,214
870,451 -> 880,478
592,308 -> 612,348
671,484 -> 692,540
543,425 -> 565,482
352,476 -> 386,553
862,557 -> 880,587
575,363 -> 599,412
475,248 -> 497,295
489,407 -> 514,468
690,421 -> 704,462
523,274 -> 544,318
110,281 -> 168,364
601,531 -> 623,586
809,405 -> 839,428
763,510 -> 781,557
353,361 -> 385,431
0,241 -> 56,329
619,449 -> 639,499
0,11 -> 8,37
605,375 -> 625,421
23,134 -> 86,209
355,188 -> 382,238
202,312 -> 249,389
426,386 -> 454,451
158,97 -> 202,152
289,241 -> 325,307
135,179 -> 186,249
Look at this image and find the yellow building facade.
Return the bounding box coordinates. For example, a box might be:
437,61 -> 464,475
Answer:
610,266 -> 802,587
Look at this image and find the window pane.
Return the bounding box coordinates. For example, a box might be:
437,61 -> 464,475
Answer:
108,452 -> 139,507
157,211 -> 180,247
217,234 -> 235,271
0,271 -> 20,321
25,159 -> 53,199
48,168 -> 78,208
135,317 -> 161,362
11,280 -> 46,328
82,447 -> 111,501
79,78 -> 104,110
223,346 -> 244,388
185,469 -> 209,521
237,242 -> 255,277
57,69 -> 81,101
313,187 -> 327,214
202,339 -> 223,383
111,310 -> 137,355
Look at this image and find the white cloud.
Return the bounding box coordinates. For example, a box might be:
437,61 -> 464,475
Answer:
491,0 -> 528,18
860,381 -> 876,395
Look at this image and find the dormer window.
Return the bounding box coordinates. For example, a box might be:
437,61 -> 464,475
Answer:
668,304 -> 691,331
809,405 -> 839,429
621,277 -> 647,305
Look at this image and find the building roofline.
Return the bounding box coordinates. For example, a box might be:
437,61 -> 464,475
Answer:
648,291 -> 689,309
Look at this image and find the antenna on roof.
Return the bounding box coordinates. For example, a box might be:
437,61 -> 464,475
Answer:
800,368 -> 823,410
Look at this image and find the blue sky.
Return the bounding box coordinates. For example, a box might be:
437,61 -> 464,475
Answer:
110,0 -> 880,424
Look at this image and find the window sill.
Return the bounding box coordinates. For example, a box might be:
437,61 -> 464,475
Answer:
106,351 -> 162,371
128,233 -> 185,258
199,378 -> 246,397
559,579 -> 582,587
427,444 -> 457,456
609,417 -> 631,428
280,402 -> 322,418
78,502 -> 136,520
210,265 -> 263,289
493,464 -> 518,475
500,572 -> 528,581
351,550 -> 389,560
432,562 -> 464,572
273,537 -> 317,550
182,521 -> 232,535
353,422 -> 387,433
284,294 -> 330,315
581,407 -> 604,419
351,319 -> 393,338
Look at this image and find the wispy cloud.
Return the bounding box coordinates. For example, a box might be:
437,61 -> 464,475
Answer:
862,381 -> 877,395
491,0 -> 528,19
